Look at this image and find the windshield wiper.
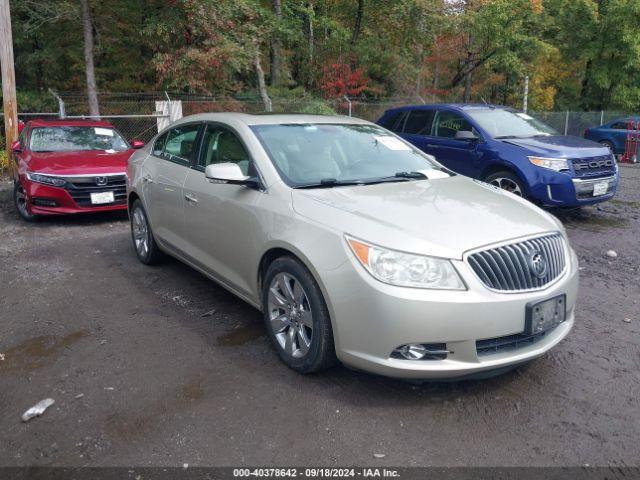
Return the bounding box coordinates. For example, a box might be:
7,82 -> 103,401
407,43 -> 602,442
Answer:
293,176 -> 411,189
393,171 -> 428,179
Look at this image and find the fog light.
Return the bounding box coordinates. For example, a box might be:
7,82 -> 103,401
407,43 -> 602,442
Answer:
32,198 -> 58,207
392,343 -> 450,361
399,344 -> 428,360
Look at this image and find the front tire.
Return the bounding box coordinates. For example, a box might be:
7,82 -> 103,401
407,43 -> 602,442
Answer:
262,256 -> 337,374
599,140 -> 615,153
13,181 -> 38,222
130,199 -> 164,265
485,171 -> 526,198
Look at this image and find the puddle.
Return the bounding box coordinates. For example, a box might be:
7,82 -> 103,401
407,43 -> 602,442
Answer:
0,330 -> 89,372
217,322 -> 265,346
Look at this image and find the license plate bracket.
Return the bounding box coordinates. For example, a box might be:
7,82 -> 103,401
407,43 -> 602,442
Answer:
90,191 -> 115,205
525,294 -> 566,335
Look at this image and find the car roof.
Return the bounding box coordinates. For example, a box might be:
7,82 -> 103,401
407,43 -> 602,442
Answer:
171,112 -> 370,126
27,119 -> 115,128
384,103 -> 510,114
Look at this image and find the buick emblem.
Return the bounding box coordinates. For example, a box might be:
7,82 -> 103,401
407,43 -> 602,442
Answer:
95,176 -> 108,186
528,250 -> 548,279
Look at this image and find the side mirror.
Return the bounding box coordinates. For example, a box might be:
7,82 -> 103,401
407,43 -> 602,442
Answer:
455,130 -> 479,141
11,140 -> 22,153
130,139 -> 145,149
205,162 -> 259,188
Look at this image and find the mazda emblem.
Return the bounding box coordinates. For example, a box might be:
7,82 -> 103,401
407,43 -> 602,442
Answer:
528,250 -> 548,279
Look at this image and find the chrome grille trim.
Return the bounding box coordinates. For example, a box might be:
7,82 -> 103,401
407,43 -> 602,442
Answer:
467,233 -> 567,293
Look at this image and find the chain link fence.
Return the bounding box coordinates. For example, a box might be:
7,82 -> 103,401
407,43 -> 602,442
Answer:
2,91 -> 637,144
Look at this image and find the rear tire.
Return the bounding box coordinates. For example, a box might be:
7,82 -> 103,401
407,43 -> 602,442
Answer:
262,256 -> 337,374
130,199 -> 164,265
485,171 -> 526,198
13,181 -> 38,222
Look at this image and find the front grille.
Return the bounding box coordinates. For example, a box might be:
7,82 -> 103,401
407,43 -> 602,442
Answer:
63,175 -> 127,207
467,234 -> 566,292
476,330 -> 549,356
571,155 -> 616,178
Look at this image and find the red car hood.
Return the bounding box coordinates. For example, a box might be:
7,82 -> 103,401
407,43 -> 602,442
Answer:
27,150 -> 132,176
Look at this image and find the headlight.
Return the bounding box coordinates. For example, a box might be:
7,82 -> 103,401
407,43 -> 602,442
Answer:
528,156 -> 569,172
26,172 -> 67,187
346,236 -> 465,290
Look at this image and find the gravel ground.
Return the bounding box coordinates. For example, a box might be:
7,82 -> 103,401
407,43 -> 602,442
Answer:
0,166 -> 639,468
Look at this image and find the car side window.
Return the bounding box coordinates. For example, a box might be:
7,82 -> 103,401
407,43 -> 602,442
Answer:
18,128 -> 27,149
611,121 -> 627,130
432,110 -> 474,139
380,111 -> 406,132
198,124 -> 254,176
162,124 -> 201,164
403,110 -> 435,135
152,131 -> 168,157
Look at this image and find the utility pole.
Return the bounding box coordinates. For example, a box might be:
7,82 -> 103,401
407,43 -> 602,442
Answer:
523,75 -> 529,113
0,0 -> 18,176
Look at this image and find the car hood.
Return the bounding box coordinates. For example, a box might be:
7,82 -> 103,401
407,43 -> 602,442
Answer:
291,176 -> 561,259
499,135 -> 608,158
26,150 -> 131,175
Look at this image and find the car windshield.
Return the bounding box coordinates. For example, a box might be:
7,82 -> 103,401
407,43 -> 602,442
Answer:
250,123 -> 443,187
29,126 -> 129,152
466,109 -> 557,138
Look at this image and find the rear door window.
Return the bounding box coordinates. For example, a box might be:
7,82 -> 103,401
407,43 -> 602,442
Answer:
403,110 -> 435,135
611,121 -> 628,130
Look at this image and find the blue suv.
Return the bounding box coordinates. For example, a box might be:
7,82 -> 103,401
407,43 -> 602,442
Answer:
377,104 -> 619,207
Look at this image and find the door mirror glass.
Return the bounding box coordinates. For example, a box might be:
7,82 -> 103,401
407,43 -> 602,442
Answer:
11,140 -> 22,153
454,130 -> 479,141
130,139 -> 145,149
205,162 -> 250,184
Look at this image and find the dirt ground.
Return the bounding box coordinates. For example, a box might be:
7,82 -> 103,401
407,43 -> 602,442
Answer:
0,166 -> 639,468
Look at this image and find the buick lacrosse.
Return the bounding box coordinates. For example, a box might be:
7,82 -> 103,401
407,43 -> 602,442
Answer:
127,113 -> 578,379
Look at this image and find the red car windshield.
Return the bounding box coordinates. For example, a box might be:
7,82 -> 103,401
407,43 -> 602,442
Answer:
29,126 -> 129,152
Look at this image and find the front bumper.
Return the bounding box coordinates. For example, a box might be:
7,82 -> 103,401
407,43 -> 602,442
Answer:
323,243 -> 579,380
21,178 -> 127,216
529,171 -> 619,207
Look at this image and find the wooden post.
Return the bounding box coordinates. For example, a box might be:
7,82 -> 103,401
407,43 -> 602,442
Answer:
0,0 -> 17,177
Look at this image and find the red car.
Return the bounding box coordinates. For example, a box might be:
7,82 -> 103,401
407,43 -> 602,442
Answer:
11,119 -> 144,221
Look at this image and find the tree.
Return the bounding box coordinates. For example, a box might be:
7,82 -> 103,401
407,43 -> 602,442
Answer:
80,0 -> 99,116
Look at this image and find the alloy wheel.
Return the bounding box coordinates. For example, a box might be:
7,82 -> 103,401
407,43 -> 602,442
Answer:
267,272 -> 313,358
15,184 -> 30,217
132,207 -> 150,258
490,177 -> 523,196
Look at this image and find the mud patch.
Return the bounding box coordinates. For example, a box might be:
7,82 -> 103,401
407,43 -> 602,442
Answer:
0,330 -> 89,372
559,211 -> 629,232
217,322 -> 265,346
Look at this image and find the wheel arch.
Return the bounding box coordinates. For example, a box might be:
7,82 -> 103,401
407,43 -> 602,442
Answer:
256,243 -> 338,333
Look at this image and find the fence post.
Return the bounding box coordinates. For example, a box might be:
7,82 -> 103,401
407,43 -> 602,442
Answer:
600,110 -> 604,126
49,88 -> 65,118
523,75 -> 529,113
564,111 -> 569,136
343,95 -> 352,117
164,91 -> 172,121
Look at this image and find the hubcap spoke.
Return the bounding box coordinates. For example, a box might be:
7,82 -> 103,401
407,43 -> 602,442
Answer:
279,274 -> 296,302
297,328 -> 311,355
270,313 -> 289,333
299,309 -> 313,328
284,327 -> 296,355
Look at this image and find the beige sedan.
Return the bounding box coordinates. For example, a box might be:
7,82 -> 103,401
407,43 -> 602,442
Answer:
126,113 -> 578,379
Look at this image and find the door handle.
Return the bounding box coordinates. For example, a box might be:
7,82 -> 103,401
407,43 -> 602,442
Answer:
425,144 -> 439,148
184,194 -> 198,204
